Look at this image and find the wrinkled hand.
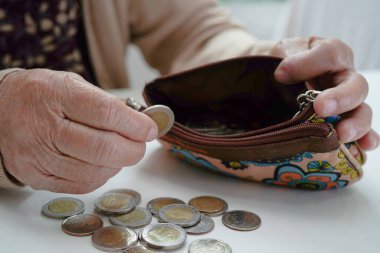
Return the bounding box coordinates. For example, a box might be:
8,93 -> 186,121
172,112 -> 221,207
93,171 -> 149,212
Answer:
0,69 -> 158,193
272,37 -> 379,151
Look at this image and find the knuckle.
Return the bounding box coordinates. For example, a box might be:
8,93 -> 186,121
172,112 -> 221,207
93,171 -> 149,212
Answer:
362,103 -> 373,122
354,73 -> 369,96
323,40 -> 341,66
128,143 -> 146,165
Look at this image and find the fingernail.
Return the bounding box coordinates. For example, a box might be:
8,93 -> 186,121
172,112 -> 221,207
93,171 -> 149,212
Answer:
322,99 -> 337,116
146,127 -> 158,142
275,68 -> 290,82
345,126 -> 357,142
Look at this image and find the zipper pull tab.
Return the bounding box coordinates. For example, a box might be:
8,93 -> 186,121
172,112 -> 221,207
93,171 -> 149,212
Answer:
293,90 -> 321,118
296,90 -> 321,111
126,97 -> 143,111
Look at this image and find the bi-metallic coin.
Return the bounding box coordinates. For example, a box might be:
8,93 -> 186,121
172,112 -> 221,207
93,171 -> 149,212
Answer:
222,210 -> 261,231
106,189 -> 142,205
91,226 -> 138,252
95,192 -> 136,215
147,197 -> 185,216
188,196 -> 228,217
109,207 -> 152,229
142,105 -> 175,137
185,214 -> 214,235
42,197 -> 85,219
62,214 -> 103,236
141,223 -> 187,250
158,204 -> 201,228
188,238 -> 232,253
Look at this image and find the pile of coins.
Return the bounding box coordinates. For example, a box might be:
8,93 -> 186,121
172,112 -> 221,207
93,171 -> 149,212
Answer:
41,189 -> 261,252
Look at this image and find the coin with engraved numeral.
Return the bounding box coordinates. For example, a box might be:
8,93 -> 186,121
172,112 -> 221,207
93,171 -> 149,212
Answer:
188,196 -> 228,217
188,238 -> 232,253
91,226 -> 138,252
158,204 -> 201,228
106,189 -> 141,205
222,210 -> 261,231
95,192 -> 136,215
125,245 -> 160,253
147,197 -> 185,216
142,105 -> 175,137
141,223 -> 187,250
185,214 -> 214,235
42,197 -> 85,219
109,207 -> 152,229
62,214 -> 103,236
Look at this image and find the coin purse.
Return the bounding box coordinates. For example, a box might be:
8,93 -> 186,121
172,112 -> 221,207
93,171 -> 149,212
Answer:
142,56 -> 365,190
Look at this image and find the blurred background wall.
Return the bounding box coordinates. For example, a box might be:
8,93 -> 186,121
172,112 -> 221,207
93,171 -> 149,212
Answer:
126,0 -> 380,88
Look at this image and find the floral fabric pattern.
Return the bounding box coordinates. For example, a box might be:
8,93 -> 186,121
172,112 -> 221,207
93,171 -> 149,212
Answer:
164,140 -> 364,191
263,164 -> 348,190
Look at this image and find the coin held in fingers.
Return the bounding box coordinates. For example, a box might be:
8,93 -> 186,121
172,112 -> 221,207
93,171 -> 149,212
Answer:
142,105 -> 174,137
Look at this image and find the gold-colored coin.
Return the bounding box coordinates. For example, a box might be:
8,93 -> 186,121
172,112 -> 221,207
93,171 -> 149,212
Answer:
62,214 -> 103,236
147,197 -> 185,216
142,223 -> 187,250
109,207 -> 152,228
49,200 -> 77,213
188,196 -> 228,216
142,105 -> 174,137
158,204 -> 201,227
92,226 -> 138,252
42,197 -> 84,219
95,193 -> 136,215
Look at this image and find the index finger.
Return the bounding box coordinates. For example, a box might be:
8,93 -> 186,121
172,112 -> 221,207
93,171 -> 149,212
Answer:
61,78 -> 158,142
274,38 -> 354,84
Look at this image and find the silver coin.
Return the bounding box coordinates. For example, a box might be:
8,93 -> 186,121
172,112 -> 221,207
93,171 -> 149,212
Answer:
106,189 -> 141,205
158,204 -> 201,227
147,197 -> 185,216
188,238 -> 232,253
62,214 -> 103,236
142,105 -> 175,137
95,192 -> 136,215
142,223 -> 187,250
222,210 -> 261,231
185,214 -> 214,235
42,197 -> 85,219
125,245 -> 160,253
91,226 -> 138,252
109,207 -> 152,229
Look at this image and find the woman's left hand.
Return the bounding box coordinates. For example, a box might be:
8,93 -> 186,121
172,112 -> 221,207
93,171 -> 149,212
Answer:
271,37 -> 379,151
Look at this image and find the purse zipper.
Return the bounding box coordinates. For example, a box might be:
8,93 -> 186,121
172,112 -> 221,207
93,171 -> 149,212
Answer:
140,90 -> 334,146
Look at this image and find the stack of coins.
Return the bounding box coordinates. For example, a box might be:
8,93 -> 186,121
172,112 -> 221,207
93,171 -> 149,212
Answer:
41,190 -> 262,252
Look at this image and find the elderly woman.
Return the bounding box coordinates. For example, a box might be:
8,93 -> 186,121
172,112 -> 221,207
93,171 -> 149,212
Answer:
0,0 -> 378,193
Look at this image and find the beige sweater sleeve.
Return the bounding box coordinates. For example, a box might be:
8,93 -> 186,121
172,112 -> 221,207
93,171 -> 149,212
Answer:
128,0 -> 275,75
0,69 -> 24,189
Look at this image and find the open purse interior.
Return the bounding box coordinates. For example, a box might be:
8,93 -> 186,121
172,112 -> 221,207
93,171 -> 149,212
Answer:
143,57 -> 308,135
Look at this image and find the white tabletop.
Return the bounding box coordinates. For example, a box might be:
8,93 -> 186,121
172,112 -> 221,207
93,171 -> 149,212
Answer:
1,71 -> 380,253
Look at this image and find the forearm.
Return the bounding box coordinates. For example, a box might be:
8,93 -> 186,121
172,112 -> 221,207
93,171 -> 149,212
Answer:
129,0 -> 275,75
0,68 -> 25,189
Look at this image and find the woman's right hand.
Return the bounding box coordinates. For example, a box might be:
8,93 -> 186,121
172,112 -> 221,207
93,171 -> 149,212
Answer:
0,69 -> 158,193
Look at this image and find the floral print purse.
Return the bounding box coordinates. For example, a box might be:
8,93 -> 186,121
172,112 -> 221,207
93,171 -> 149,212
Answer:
142,56 -> 365,190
